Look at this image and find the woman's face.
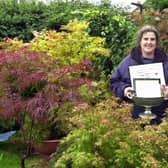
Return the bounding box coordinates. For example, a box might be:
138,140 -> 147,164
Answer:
140,31 -> 157,58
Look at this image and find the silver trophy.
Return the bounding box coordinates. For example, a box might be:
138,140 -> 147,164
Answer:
131,78 -> 164,119
132,96 -> 164,119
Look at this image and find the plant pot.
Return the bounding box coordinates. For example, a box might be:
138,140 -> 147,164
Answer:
33,139 -> 61,156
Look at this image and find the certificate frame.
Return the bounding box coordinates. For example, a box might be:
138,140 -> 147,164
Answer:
133,78 -> 162,98
129,63 -> 165,87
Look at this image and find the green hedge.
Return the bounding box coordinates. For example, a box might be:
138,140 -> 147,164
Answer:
0,0 -> 48,42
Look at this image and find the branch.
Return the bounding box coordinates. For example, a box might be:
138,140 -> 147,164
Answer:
131,2 -> 143,14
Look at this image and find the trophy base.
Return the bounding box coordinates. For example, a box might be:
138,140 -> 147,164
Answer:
132,97 -> 163,120
139,112 -> 157,119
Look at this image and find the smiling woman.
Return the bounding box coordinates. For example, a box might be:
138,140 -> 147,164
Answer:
110,25 -> 168,124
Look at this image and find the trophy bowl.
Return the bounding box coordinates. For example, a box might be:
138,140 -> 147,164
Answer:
132,96 -> 164,119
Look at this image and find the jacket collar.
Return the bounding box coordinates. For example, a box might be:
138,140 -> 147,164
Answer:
131,46 -> 168,64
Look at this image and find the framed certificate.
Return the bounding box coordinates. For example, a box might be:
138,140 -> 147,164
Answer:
133,78 -> 162,98
129,63 -> 165,86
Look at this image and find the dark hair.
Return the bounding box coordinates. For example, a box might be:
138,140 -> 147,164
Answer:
136,25 -> 160,46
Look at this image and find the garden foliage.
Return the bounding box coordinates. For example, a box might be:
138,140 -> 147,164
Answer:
29,19 -> 109,67
0,0 -> 168,167
0,0 -> 137,74
51,97 -> 168,168
0,0 -> 48,42
0,19 -> 110,159
0,0 -> 98,42
144,0 -> 168,11
0,46 -> 94,156
130,8 -> 168,53
88,9 -> 137,73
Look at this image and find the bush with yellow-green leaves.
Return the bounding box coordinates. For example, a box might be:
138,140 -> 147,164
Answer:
50,96 -> 168,168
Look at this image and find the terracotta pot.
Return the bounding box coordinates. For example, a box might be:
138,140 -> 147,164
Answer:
33,139 -> 61,156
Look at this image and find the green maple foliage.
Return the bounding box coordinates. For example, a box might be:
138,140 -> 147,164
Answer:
29,19 -> 110,67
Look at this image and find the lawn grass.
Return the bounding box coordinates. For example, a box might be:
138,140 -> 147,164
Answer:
0,140 -> 49,168
0,151 -> 20,168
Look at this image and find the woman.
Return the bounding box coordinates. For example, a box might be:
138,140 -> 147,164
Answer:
110,25 -> 168,124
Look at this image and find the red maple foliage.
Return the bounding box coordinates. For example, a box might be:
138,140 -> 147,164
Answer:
0,47 -> 92,121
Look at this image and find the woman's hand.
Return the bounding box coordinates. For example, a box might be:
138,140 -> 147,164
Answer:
124,87 -> 135,99
161,85 -> 168,98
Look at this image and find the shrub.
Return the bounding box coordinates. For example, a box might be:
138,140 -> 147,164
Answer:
143,0 -> 168,11
30,19 -> 109,66
0,0 -> 48,42
29,19 -> 110,80
0,37 -> 23,50
51,97 -> 168,167
129,9 -> 168,53
45,0 -> 96,30
0,46 -> 94,167
88,9 -> 137,74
